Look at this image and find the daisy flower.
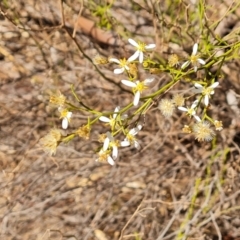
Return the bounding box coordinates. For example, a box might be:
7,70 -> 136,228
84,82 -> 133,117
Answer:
99,106 -> 127,129
59,108 -> 72,129
103,132 -> 119,160
96,149 -> 115,166
121,125 -> 142,149
109,58 -> 130,74
178,100 -> 201,122
128,38 -> 156,63
121,78 -> 155,106
194,82 -> 219,106
181,43 -> 205,72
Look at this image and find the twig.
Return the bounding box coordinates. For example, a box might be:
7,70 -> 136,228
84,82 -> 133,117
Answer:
157,207 -> 182,240
119,200 -> 143,240
73,0 -> 83,38
58,0 -> 130,93
210,211 -> 222,240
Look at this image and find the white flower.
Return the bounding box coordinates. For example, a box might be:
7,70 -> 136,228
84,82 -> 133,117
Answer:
121,78 -> 154,106
103,132 -> 119,160
194,82 -> 219,106
121,125 -> 142,149
181,43 -> 205,72
109,58 -> 130,74
128,38 -> 156,63
59,107 -> 72,129
99,106 -> 127,129
178,100 -> 201,122
96,149 -> 115,166
62,112 -> 72,129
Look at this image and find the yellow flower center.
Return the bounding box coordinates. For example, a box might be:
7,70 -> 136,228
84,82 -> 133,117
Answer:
187,108 -> 195,116
137,42 -> 146,52
126,133 -> 136,144
190,54 -> 199,64
109,140 -> 120,148
202,87 -> 213,96
119,58 -> 128,68
98,151 -> 108,162
59,109 -> 68,119
134,82 -> 147,93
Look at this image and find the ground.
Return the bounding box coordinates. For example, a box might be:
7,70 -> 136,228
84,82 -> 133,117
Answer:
0,0 -> 240,240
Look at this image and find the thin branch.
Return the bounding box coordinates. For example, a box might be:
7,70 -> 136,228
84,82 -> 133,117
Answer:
210,211 -> 222,240
73,0 -> 83,38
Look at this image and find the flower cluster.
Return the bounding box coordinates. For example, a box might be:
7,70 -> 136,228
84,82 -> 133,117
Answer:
159,79 -> 220,141
121,78 -> 155,106
40,38 -> 223,165
96,124 -> 142,165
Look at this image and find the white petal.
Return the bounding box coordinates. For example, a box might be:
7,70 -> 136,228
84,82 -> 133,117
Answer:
194,66 -> 198,72
129,126 -> 141,135
128,50 -> 140,62
67,112 -> 72,118
191,100 -> 199,109
121,140 -> 130,147
103,137 -> 110,151
99,116 -> 110,123
194,83 -> 203,89
128,38 -> 139,47
194,115 -> 201,122
121,114 -> 128,120
134,140 -> 140,149
139,51 -> 144,63
129,128 -> 135,135
112,146 -> 118,159
204,95 -> 209,106
210,82 -> 219,89
133,91 -> 140,106
107,156 -> 115,165
145,43 -> 156,49
198,58 -> 205,65
181,61 -> 190,69
178,106 -> 187,112
144,78 -> 155,85
192,43 -> 198,55
121,80 -> 137,87
114,68 -> 124,74
106,132 -> 114,141
113,106 -> 120,119
125,65 -> 130,71
62,118 -> 68,129
109,58 -> 120,64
